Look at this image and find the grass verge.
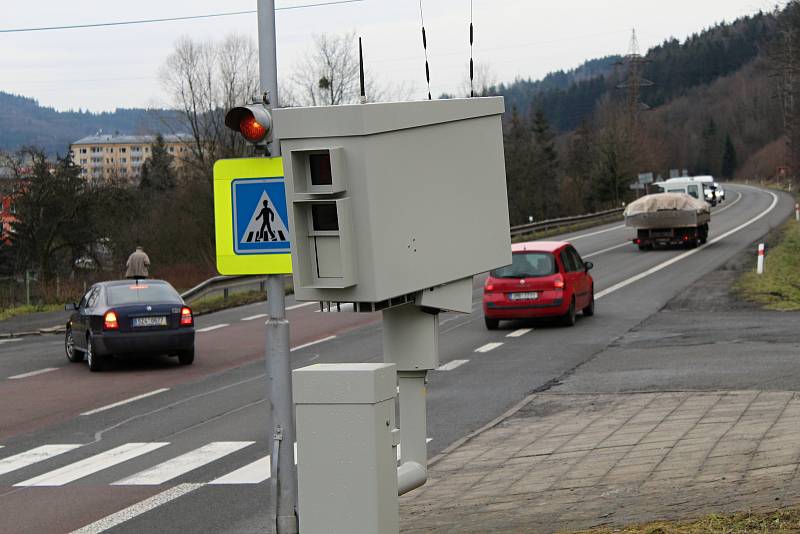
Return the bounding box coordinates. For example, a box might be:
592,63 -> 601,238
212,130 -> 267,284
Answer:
569,507 -> 800,533
0,304 -> 64,322
189,290 -> 266,316
734,219 -> 800,310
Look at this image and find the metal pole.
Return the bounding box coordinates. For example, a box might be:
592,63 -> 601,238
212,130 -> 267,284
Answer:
25,270 -> 30,307
257,1 -> 297,532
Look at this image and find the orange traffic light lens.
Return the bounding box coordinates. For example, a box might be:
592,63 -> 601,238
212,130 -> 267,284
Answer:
239,115 -> 268,143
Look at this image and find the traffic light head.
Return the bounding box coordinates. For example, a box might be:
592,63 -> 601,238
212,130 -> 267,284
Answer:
224,104 -> 272,145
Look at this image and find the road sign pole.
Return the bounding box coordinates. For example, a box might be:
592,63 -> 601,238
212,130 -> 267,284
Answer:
257,1 -> 298,533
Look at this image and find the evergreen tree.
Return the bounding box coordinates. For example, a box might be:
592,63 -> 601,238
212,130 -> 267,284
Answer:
503,107 -> 537,225
721,133 -> 738,179
139,134 -> 176,191
530,108 -> 560,218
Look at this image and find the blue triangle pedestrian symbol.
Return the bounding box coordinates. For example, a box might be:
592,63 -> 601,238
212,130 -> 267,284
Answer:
232,178 -> 291,255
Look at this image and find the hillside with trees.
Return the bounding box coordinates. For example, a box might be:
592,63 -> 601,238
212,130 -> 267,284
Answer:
497,4 -> 798,225
0,92 -> 175,155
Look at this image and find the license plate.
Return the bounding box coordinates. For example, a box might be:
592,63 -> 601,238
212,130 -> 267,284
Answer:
132,316 -> 167,328
509,292 -> 538,301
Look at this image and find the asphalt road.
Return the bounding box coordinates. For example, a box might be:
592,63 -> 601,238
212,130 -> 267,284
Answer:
0,185 -> 792,534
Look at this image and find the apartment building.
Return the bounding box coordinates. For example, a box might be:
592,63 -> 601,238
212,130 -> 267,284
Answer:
70,133 -> 193,181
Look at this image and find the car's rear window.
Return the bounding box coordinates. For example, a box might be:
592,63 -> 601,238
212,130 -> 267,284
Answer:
106,283 -> 181,305
491,252 -> 557,279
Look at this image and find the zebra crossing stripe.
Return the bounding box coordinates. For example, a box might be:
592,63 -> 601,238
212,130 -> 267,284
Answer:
208,454 -> 271,485
0,444 -> 82,477
70,483 -> 204,534
112,441 -> 254,486
15,443 -> 168,487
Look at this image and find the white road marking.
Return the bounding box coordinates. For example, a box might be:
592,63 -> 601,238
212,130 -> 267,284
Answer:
506,328 -> 532,338
208,454 -> 271,485
196,323 -> 229,333
81,388 -> 170,416
597,189 -> 779,300
241,313 -> 267,321
0,338 -> 23,345
291,335 -> 336,352
0,444 -> 82,476
569,224 -> 626,241
436,359 -> 469,371
712,190 -> 742,215
8,367 -> 58,380
583,242 -> 630,258
315,303 -> 356,313
113,441 -> 254,486
70,483 -> 204,534
15,442 -> 168,487
286,301 -> 316,311
475,342 -> 503,353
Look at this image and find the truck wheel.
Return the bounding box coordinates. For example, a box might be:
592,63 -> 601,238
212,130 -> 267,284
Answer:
638,244 -> 651,251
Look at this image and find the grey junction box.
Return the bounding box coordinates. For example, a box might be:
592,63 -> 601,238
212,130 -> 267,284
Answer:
293,363 -> 399,534
273,97 -> 512,305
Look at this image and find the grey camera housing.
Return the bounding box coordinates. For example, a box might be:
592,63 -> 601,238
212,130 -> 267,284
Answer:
274,97 -> 511,305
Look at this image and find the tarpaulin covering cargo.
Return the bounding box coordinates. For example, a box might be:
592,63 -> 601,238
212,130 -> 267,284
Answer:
624,193 -> 711,229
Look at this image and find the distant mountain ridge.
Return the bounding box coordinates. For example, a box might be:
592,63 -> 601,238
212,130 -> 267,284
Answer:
0,92 -> 177,155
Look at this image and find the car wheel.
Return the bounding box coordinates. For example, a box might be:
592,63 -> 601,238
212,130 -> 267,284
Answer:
583,290 -> 595,317
484,318 -> 499,330
178,349 -> 195,366
561,298 -> 577,327
86,334 -> 103,372
65,329 -> 84,363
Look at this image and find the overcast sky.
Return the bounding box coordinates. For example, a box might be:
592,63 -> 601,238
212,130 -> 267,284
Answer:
1,0 -> 775,112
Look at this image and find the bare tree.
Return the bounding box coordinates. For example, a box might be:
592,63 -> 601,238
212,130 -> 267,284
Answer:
770,1 -> 800,185
291,31 -> 410,106
458,63 -> 497,98
160,34 -> 259,176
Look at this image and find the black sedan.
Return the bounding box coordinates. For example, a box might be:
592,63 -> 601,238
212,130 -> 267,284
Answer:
64,279 -> 195,372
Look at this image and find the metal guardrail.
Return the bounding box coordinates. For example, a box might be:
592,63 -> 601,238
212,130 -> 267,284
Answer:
183,208 -> 625,303
509,208 -> 624,237
180,274 -> 270,304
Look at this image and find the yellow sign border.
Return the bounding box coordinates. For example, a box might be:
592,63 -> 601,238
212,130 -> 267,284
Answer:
213,157 -> 292,275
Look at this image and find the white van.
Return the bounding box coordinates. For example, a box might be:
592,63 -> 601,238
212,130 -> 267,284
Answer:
654,176 -> 716,206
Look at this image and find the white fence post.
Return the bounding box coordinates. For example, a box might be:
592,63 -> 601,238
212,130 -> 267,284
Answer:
757,243 -> 765,274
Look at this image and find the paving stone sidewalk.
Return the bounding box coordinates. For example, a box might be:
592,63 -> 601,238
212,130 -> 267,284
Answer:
400,391 -> 800,533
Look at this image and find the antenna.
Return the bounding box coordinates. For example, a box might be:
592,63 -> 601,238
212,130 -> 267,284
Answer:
419,0 -> 431,100
469,0 -> 474,97
359,37 -> 366,103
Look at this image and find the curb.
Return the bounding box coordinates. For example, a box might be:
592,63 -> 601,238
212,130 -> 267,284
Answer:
0,325 -> 65,339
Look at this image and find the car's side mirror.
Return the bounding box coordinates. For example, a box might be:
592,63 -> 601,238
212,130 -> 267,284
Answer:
64,303 -> 78,311
584,262 -> 594,272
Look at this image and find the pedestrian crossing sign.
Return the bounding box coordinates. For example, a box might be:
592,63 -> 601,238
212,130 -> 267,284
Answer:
213,157 -> 292,275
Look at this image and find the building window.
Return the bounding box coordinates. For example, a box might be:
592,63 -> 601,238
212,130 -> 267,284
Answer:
132,146 -> 141,152
168,147 -> 175,153
132,156 -> 141,163
145,147 -> 150,153
120,158 -> 127,164
120,168 -> 127,175
120,147 -> 127,153
92,147 -> 101,153
80,158 -> 87,164
80,148 -> 87,154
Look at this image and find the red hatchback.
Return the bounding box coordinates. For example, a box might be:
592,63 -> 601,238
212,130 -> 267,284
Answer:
483,241 -> 595,329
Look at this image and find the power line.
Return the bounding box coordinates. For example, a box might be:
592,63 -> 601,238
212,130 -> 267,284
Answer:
0,0 -> 365,34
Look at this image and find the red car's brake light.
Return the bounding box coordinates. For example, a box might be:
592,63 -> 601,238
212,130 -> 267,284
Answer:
103,311 -> 119,330
180,306 -> 193,326
553,275 -> 565,289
